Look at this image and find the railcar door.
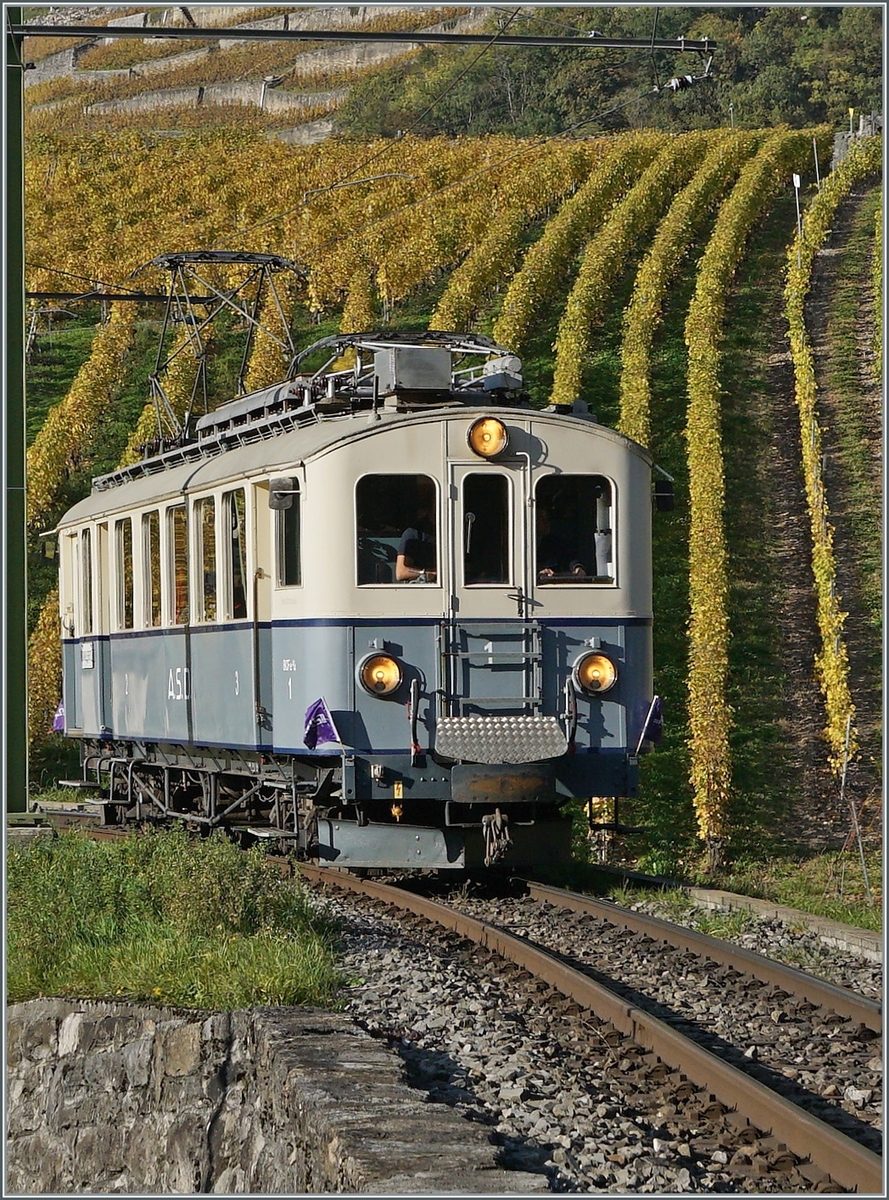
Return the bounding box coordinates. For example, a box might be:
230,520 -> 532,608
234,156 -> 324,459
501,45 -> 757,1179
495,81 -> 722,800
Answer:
442,455 -> 538,719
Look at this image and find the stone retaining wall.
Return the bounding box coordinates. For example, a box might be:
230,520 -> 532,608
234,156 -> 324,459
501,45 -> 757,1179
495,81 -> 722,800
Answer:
7,998 -> 546,1194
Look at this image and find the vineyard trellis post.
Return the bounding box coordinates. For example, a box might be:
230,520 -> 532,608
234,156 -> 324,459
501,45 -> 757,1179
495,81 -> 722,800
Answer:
4,5 -> 27,812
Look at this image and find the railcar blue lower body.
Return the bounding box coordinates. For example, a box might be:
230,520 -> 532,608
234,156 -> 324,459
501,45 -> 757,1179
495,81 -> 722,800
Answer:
62,616 -> 651,869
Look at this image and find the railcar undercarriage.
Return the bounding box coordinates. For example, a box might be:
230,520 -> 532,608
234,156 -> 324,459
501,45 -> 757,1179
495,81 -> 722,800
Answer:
73,738 -> 573,868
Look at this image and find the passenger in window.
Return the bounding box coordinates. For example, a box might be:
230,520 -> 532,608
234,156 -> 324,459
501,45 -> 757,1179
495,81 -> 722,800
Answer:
396,492 -> 437,583
537,505 -> 588,581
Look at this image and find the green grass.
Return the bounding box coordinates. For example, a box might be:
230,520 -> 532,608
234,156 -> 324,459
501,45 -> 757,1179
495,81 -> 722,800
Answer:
530,844 -> 882,931
25,316 -> 99,446
713,848 -> 882,931
719,194 -> 806,855
610,847 -> 882,932
6,826 -> 342,1009
822,186 -> 882,637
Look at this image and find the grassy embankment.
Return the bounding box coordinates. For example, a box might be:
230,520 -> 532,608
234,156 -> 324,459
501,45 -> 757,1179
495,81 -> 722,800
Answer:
7,826 -> 341,1008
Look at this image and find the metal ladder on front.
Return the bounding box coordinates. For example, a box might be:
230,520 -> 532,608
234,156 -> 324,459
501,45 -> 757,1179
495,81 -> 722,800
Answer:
438,619 -> 542,717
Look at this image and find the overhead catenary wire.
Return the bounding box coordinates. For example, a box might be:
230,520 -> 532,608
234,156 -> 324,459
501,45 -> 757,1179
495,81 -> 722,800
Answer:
278,79 -> 708,258
239,7 -> 524,235
27,79 -> 707,289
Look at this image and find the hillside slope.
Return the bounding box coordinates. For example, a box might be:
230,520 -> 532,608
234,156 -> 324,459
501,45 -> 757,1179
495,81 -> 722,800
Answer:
22,125 -> 881,870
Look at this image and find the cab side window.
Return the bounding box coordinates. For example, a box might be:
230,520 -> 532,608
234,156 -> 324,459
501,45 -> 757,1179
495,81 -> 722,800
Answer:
81,528 -> 93,635
356,474 -> 438,585
535,475 -> 613,584
276,481 -> 301,587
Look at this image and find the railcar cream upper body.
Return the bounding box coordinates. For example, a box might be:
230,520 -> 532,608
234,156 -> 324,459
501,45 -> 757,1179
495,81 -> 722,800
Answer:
57,404 -> 652,630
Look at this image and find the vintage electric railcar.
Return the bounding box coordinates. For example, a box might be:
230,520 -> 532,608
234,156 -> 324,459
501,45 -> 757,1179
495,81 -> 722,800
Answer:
56,331 -> 662,869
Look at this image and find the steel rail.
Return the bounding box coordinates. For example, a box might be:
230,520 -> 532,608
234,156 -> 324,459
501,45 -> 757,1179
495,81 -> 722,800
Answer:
14,25 -> 716,54
299,865 -> 882,1194
526,881 -> 882,1033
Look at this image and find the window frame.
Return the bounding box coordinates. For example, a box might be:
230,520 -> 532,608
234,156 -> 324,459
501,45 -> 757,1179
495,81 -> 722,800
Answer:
461,470 -> 513,588
533,472 -> 616,586
275,479 -> 302,589
114,515 -> 135,631
355,472 -> 440,587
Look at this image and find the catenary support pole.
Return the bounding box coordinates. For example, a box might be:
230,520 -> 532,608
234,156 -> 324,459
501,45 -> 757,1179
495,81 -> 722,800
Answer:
4,6 -> 28,811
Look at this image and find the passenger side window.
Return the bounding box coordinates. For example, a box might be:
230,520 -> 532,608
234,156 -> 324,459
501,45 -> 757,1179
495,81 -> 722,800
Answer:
356,474 -> 438,585
143,510 -> 161,627
81,528 -> 93,635
116,517 -> 134,630
463,474 -> 510,585
276,481 -> 301,587
535,475 -> 613,584
195,497 -> 217,622
224,489 -> 248,619
169,506 -> 189,624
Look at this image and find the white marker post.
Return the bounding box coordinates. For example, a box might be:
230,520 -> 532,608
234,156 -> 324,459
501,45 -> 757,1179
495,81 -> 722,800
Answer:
792,173 -> 802,269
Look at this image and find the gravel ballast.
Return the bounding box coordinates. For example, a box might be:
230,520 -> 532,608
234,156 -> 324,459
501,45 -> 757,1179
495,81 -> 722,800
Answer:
321,884 -> 882,1194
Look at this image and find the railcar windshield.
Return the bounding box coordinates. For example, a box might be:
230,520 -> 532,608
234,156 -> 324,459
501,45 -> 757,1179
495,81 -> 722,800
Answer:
463,473 -> 510,585
535,475 -> 614,584
356,474 -> 438,585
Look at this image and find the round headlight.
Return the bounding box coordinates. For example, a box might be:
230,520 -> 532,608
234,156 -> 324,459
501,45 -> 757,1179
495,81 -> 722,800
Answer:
359,654 -> 403,696
467,416 -> 509,458
573,652 -> 617,695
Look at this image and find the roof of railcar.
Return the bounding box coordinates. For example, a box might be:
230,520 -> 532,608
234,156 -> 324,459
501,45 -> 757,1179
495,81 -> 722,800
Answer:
56,404 -> 651,528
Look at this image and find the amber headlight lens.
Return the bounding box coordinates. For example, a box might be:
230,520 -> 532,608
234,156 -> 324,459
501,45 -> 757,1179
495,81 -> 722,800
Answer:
467,417 -> 509,458
359,654 -> 403,696
573,652 -> 617,695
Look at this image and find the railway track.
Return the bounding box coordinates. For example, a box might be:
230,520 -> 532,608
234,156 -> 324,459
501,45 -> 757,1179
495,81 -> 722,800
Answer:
12,814 -> 881,1191
299,865 -> 882,1195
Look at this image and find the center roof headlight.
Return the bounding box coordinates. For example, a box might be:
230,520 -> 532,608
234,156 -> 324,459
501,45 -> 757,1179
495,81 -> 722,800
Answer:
358,653 -> 403,697
467,416 -> 509,458
573,652 -> 617,695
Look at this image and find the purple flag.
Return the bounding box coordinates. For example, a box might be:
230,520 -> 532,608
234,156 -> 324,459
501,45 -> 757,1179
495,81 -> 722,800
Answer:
637,695 -> 664,750
303,697 -> 340,749
52,701 -> 65,733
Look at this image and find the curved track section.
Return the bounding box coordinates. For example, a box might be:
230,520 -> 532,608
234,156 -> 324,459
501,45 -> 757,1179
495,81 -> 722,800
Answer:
526,882 -> 881,1032
299,865 -> 882,1194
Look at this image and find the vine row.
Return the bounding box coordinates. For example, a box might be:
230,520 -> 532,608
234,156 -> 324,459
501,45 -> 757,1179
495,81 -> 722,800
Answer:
683,128 -> 818,863
618,130 -> 761,448
783,135 -> 882,771
549,130 -> 715,409
492,130 -> 666,354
